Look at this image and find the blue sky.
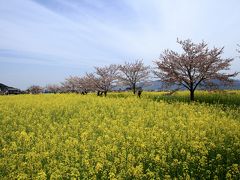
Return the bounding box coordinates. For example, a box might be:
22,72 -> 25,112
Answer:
0,0 -> 240,89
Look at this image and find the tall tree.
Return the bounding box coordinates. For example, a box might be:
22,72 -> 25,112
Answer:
46,84 -> 61,94
154,39 -> 238,101
61,76 -> 88,93
118,60 -> 150,94
61,76 -> 79,93
26,85 -> 43,94
78,76 -> 92,94
86,64 -> 118,96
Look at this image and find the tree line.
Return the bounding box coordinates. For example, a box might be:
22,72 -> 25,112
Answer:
27,60 -> 149,97
26,39 -> 239,101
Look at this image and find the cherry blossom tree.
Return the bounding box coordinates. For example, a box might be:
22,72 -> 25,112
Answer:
154,39 -> 238,101
117,60 -> 150,94
86,64 -> 118,96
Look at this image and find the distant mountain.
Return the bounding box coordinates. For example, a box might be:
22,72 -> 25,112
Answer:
141,79 -> 240,91
0,83 -> 10,91
0,83 -> 21,94
139,80 -> 180,91
233,80 -> 240,89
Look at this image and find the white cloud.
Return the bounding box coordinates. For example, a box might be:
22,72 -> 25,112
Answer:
0,0 -> 240,88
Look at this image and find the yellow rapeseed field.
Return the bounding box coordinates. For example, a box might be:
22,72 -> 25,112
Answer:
0,92 -> 239,179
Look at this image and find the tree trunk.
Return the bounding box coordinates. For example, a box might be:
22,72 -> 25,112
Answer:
104,91 -> 107,97
132,84 -> 136,94
190,89 -> 194,101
